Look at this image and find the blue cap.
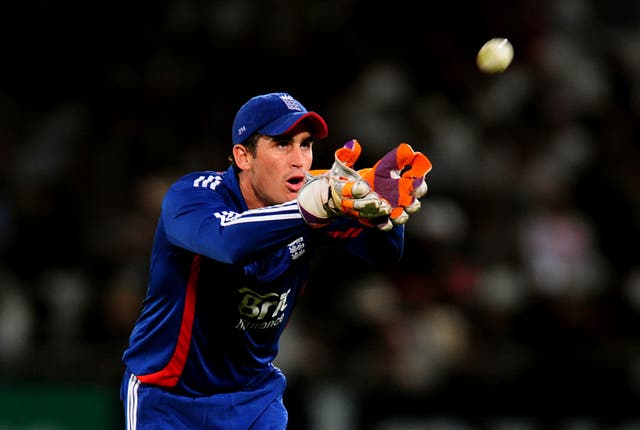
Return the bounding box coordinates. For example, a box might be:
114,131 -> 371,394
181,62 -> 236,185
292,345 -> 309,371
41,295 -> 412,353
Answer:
232,92 -> 328,145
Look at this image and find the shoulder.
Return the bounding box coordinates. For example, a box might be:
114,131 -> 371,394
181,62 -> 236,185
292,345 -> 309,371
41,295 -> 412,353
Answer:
170,169 -> 230,192
162,167 -> 239,208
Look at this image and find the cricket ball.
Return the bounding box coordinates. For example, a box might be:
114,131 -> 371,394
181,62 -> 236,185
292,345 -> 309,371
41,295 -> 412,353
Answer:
476,38 -> 514,74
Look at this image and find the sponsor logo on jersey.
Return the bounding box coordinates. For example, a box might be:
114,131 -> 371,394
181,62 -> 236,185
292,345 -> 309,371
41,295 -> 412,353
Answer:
235,287 -> 291,331
326,226 -> 363,239
288,237 -> 305,260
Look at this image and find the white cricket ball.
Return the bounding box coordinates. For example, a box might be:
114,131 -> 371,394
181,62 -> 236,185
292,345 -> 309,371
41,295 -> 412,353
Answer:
476,38 -> 514,74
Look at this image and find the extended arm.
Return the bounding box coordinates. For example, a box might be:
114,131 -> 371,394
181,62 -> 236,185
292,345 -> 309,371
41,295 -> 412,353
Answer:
161,175 -> 311,265
325,216 -> 405,265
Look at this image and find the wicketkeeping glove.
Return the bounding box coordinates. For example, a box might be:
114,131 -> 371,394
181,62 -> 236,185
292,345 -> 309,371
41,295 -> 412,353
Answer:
359,143 -> 432,226
298,140 -> 392,229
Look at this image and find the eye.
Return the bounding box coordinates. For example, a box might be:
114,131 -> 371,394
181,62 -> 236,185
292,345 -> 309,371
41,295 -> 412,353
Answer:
301,139 -> 314,148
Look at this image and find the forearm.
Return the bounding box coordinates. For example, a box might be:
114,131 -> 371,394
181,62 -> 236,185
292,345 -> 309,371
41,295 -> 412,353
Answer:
326,218 -> 405,264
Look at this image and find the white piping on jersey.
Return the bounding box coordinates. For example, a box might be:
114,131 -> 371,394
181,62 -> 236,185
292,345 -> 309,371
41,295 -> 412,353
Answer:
215,200 -> 302,226
127,373 -> 140,430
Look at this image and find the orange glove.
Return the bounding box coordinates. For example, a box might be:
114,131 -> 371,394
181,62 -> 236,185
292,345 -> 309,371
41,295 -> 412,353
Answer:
299,140 -> 391,228
359,143 -> 432,226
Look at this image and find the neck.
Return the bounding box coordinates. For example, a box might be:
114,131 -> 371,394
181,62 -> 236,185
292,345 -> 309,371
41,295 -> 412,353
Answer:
238,172 -> 261,209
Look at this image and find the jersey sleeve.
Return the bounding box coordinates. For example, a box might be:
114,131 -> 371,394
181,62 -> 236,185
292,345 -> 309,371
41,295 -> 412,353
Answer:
323,217 -> 405,264
161,173 -> 310,265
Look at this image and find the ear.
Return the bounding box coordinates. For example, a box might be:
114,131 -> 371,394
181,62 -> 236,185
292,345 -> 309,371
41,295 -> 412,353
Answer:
233,144 -> 252,171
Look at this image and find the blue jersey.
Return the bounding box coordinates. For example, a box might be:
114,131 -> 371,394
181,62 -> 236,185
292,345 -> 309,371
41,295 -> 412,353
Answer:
122,165 -> 404,396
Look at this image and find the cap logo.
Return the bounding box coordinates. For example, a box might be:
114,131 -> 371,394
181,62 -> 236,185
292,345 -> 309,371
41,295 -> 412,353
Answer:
280,94 -> 303,112
237,125 -> 247,137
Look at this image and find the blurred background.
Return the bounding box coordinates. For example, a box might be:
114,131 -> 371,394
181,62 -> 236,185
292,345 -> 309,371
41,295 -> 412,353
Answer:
1,0 -> 640,428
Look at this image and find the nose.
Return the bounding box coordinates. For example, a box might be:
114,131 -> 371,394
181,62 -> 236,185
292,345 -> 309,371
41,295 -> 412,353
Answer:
290,145 -> 305,168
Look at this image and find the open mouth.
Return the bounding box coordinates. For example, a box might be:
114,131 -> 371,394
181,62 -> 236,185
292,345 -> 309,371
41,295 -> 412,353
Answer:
286,175 -> 305,192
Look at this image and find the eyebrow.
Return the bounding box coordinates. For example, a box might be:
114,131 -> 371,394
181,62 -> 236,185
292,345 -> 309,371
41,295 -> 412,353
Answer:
264,135 -> 314,144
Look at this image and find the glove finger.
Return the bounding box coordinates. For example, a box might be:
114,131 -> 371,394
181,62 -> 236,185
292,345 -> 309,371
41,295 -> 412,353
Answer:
401,151 -> 432,180
310,140 -> 364,179
376,218 -> 394,231
349,180 -> 372,199
412,181 -> 428,199
395,180 -> 424,215
394,143 -> 421,170
404,199 -> 422,214
397,177 -> 416,208
402,152 -> 432,197
334,139 -> 361,168
396,151 -> 432,208
390,207 -> 409,225
333,179 -> 372,199
351,198 -> 391,217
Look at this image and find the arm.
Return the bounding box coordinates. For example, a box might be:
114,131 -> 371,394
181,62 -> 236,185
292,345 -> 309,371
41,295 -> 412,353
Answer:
161,161 -> 394,266
161,175 -> 310,265
324,217 -> 405,265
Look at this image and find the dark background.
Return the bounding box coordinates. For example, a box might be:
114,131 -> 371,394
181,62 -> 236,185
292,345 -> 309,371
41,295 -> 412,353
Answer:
1,1 -> 640,428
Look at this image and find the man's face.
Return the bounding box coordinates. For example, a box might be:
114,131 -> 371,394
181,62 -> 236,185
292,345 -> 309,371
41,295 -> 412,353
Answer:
238,130 -> 314,208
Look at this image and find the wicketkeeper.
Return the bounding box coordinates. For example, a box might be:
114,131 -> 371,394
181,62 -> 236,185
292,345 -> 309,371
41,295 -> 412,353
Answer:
120,92 -> 431,429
